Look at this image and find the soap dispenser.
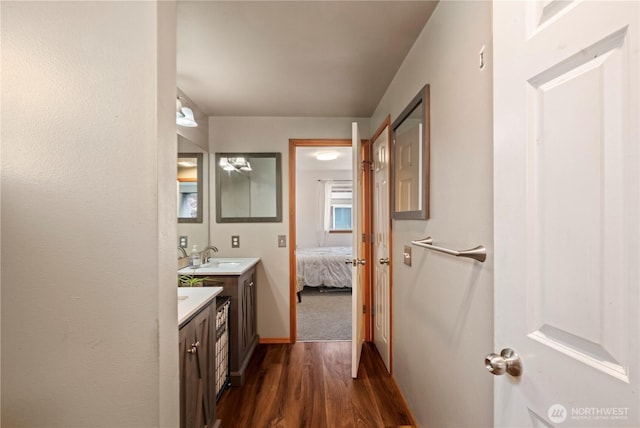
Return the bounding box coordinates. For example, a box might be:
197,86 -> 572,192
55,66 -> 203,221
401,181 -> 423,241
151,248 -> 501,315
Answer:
189,245 -> 201,268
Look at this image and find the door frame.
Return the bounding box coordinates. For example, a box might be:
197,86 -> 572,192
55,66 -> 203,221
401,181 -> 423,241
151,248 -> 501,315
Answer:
288,138 -> 372,343
369,116 -> 393,371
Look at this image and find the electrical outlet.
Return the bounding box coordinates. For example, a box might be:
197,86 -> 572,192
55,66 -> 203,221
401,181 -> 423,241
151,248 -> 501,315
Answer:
278,235 -> 286,248
231,235 -> 240,248
403,245 -> 412,266
179,236 -> 188,248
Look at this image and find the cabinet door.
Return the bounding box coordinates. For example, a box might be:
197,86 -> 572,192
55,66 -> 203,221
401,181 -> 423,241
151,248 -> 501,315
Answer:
240,272 -> 256,358
180,303 -> 216,428
245,271 -> 256,346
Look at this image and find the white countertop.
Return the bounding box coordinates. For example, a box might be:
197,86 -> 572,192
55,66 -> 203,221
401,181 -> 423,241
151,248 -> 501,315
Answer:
178,257 -> 260,276
178,287 -> 223,327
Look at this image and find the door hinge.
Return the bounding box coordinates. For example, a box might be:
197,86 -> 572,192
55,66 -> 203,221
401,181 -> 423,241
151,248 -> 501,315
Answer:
361,159 -> 374,171
363,304 -> 366,314
362,233 -> 366,243
371,306 -> 375,316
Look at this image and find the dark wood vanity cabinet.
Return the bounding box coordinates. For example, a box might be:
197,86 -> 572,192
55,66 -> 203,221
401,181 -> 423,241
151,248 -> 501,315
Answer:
203,266 -> 258,386
179,301 -> 218,428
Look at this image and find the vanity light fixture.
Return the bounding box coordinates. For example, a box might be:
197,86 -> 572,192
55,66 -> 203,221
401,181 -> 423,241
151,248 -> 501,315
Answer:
176,98 -> 185,119
219,156 -> 252,172
219,158 -> 235,171
316,152 -> 338,161
176,96 -> 198,128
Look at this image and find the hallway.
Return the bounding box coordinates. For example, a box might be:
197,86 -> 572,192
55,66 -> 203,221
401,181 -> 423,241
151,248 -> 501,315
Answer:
218,342 -> 415,427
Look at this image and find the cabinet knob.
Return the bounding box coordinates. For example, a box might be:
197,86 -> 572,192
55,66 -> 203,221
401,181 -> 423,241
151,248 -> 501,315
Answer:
249,281 -> 254,287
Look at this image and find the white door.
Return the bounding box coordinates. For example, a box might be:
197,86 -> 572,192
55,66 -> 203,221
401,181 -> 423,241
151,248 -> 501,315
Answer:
351,122 -> 365,379
394,123 -> 421,212
493,1 -> 639,427
372,125 -> 391,373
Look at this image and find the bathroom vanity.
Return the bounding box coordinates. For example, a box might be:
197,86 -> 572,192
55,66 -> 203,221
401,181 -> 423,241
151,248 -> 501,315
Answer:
178,287 -> 223,428
178,258 -> 260,386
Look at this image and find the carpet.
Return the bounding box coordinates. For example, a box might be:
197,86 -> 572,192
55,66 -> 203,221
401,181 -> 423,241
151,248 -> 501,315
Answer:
297,286 -> 352,341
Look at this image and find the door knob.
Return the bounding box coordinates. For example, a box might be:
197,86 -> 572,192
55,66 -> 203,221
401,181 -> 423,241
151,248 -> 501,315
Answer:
187,340 -> 200,354
378,257 -> 389,265
485,348 -> 522,377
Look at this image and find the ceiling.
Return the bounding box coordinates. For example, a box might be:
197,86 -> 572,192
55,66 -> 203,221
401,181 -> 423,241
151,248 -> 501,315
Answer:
177,1 -> 438,117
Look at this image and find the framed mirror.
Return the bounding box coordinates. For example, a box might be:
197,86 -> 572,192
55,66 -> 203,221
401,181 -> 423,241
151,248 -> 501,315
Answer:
216,152 -> 282,223
391,84 -> 430,220
177,152 -> 203,223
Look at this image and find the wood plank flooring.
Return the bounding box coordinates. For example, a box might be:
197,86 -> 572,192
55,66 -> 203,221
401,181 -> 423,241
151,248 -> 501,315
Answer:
217,341 -> 415,427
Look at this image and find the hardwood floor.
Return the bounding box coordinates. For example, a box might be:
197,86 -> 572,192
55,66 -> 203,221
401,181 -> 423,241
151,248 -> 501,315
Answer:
217,341 -> 415,427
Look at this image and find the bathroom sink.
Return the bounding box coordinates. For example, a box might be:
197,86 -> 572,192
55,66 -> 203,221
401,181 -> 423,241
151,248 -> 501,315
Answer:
203,261 -> 240,268
178,257 -> 260,276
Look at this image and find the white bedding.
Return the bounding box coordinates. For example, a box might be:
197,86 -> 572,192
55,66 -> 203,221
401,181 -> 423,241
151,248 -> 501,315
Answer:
296,246 -> 353,288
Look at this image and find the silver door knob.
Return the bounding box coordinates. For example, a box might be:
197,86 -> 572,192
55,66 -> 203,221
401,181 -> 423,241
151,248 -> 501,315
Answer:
485,348 -> 522,377
378,257 -> 389,265
187,340 -> 200,354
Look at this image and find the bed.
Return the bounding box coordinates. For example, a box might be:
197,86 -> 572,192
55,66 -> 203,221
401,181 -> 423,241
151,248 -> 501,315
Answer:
296,246 -> 353,301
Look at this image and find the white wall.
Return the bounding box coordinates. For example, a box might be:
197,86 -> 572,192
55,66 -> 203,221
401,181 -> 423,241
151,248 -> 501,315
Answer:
1,2 -> 179,426
209,117 -> 369,339
371,2 -> 493,427
295,169 -> 352,249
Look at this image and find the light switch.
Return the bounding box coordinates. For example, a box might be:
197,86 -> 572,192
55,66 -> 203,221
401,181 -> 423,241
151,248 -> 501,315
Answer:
231,235 -> 240,248
278,235 -> 286,248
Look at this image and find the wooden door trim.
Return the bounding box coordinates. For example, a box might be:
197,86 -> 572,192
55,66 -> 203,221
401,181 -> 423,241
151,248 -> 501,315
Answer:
370,115 -> 393,372
288,138 -> 370,344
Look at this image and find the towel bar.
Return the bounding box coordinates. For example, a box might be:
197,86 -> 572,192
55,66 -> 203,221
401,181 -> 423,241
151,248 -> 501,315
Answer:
411,237 -> 486,263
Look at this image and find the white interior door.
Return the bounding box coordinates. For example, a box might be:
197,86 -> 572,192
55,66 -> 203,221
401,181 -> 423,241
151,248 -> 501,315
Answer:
351,122 -> 365,379
372,126 -> 391,373
493,1 -> 639,427
394,124 -> 421,212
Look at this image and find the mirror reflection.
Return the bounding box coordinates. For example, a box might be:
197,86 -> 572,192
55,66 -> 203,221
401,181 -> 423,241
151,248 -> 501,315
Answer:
391,84 -> 430,220
216,152 -> 282,223
178,152 -> 203,223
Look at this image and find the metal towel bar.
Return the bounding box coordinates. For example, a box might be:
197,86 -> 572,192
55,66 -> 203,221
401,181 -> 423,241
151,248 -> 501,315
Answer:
411,237 -> 487,263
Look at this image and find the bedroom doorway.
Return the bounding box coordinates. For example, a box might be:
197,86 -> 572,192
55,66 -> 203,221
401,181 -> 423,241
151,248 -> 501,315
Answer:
289,139 -> 363,342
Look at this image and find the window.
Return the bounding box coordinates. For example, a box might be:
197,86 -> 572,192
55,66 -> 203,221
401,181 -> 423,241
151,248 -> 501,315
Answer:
332,205 -> 352,230
325,181 -> 352,232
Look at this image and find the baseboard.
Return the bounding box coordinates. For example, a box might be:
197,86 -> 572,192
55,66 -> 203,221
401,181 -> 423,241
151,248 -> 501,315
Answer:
391,375 -> 418,427
259,337 -> 292,344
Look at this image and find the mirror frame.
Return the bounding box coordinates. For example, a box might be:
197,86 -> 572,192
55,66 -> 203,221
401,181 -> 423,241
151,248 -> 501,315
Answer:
390,84 -> 430,220
178,152 -> 204,224
215,152 -> 283,223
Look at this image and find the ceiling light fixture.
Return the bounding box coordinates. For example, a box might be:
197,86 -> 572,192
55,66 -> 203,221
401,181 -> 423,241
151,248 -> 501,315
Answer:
176,97 -> 198,127
177,160 -> 197,168
316,152 -> 338,161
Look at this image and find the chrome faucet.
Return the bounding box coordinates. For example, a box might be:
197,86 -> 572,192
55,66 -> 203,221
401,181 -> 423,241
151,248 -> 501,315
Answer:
201,245 -> 219,264
177,246 -> 188,258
